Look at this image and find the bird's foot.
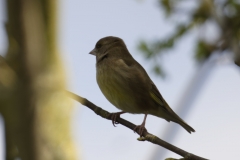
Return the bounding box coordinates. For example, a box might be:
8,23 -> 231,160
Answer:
109,112 -> 125,127
134,124 -> 147,137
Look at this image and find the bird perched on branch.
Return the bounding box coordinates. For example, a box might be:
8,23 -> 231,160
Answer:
89,36 -> 195,136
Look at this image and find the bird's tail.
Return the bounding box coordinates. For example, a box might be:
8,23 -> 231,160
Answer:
152,108 -> 195,133
175,118 -> 195,133
153,105 -> 195,133
150,97 -> 195,133
164,107 -> 195,133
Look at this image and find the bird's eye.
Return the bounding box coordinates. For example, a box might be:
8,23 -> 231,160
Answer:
96,44 -> 102,49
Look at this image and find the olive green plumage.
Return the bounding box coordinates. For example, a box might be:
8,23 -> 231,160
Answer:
89,36 -> 195,133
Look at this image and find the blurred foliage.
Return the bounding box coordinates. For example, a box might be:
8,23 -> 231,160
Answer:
139,0 -> 240,76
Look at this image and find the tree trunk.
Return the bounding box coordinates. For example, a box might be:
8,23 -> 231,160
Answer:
0,0 -> 78,159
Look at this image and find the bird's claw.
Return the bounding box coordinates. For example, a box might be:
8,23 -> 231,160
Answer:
134,125 -> 147,137
109,112 -> 122,127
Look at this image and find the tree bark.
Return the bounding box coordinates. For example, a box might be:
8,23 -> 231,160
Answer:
0,0 -> 78,159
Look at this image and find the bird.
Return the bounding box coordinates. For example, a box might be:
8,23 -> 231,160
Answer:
89,36 -> 195,136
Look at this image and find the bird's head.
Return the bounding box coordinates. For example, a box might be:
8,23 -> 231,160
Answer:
89,36 -> 132,63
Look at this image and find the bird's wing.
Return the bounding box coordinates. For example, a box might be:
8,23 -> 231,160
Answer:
150,83 -> 171,112
118,58 -> 172,113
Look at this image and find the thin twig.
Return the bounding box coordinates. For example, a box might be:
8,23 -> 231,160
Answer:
68,91 -> 208,160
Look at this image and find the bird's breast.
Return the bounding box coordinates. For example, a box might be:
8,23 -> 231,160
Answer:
96,62 -> 144,113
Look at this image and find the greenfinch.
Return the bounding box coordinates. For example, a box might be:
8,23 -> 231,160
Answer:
89,36 -> 195,135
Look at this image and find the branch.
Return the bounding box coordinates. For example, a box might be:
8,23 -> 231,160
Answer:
68,91 -> 208,160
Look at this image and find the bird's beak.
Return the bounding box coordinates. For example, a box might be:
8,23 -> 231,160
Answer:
89,48 -> 96,56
